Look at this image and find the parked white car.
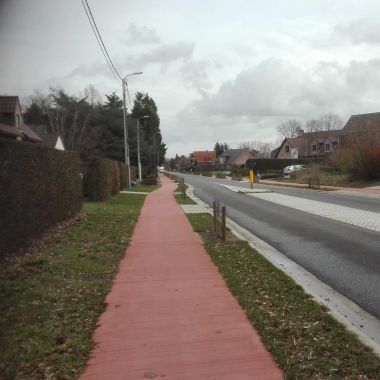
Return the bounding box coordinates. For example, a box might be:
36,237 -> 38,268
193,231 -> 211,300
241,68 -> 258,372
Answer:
283,165 -> 306,176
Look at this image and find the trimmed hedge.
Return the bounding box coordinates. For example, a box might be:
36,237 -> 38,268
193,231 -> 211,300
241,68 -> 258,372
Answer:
119,162 -> 128,189
83,159 -> 136,201
84,158 -> 113,201
246,158 -> 323,172
0,138 -> 82,254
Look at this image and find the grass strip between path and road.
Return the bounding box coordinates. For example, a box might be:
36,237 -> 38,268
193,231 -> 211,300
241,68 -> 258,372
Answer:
182,208 -> 380,378
0,192 -> 149,380
174,183 -> 196,205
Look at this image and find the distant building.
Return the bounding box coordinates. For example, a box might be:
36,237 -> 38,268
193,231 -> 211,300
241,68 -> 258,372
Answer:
343,112 -> 380,133
191,150 -> 217,167
0,96 -> 42,143
218,148 -> 257,166
275,130 -> 343,159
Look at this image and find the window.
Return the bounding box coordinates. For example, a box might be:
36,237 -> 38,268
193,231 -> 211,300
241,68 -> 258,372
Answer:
312,144 -> 317,151
285,145 -> 290,153
325,143 -> 331,151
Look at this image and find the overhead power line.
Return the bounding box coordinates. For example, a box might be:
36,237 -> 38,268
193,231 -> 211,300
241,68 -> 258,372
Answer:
81,0 -> 121,84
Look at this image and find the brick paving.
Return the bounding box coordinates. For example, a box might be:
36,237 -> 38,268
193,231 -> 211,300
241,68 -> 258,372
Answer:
248,192 -> 380,232
80,175 -> 282,380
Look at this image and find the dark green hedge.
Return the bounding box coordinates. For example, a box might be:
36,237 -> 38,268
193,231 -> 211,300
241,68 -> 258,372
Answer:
246,158 -> 323,172
119,162 -> 128,189
84,158 -> 113,201
0,138 -> 82,254
84,159 -> 135,201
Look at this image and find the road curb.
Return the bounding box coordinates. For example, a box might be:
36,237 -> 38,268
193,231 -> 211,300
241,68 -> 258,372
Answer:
185,184 -> 380,357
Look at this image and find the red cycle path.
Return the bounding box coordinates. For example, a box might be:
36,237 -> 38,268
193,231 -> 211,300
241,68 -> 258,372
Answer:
80,175 -> 283,380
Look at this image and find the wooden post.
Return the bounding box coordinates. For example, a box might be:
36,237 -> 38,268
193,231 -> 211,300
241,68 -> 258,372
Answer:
221,206 -> 226,240
213,201 -> 217,233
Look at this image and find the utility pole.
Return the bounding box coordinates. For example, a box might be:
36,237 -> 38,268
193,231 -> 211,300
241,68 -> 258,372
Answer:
122,72 -> 143,187
137,115 -> 149,181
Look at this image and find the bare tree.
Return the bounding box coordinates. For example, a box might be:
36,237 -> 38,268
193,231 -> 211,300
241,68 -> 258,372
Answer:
305,118 -> 321,132
319,113 -> 343,131
305,113 -> 343,132
238,140 -> 275,153
83,84 -> 102,106
277,119 -> 303,138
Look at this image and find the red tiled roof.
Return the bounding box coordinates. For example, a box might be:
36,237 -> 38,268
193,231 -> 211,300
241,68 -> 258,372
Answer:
0,96 -> 18,113
21,123 -> 42,142
192,151 -> 216,163
0,122 -> 22,139
0,122 -> 42,142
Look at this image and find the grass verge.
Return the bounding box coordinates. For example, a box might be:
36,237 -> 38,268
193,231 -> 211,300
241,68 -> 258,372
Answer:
174,183 -> 196,205
186,212 -> 380,379
125,184 -> 161,193
0,193 -> 147,379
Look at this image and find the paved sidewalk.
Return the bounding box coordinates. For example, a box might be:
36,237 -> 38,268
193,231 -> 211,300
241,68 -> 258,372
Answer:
80,175 -> 282,380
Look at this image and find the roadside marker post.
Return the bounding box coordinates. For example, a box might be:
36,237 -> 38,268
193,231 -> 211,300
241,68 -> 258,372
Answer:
249,170 -> 254,189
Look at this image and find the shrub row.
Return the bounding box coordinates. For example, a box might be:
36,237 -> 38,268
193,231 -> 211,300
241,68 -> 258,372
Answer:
83,158 -> 136,201
246,158 -> 323,172
0,138 -> 82,254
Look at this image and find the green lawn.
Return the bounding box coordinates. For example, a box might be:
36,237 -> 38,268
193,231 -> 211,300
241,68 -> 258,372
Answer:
173,183 -> 196,205
186,213 -> 380,379
124,184 -> 161,193
0,193 -> 147,379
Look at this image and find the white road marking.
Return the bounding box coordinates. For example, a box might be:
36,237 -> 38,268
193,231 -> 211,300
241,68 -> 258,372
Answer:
220,184 -> 272,193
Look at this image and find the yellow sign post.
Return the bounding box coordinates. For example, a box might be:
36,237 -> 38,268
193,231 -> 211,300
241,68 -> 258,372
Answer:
249,170 -> 254,189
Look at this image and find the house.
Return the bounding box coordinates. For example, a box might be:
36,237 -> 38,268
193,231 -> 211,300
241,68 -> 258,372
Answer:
343,112 -> 380,133
0,96 -> 42,143
39,133 -> 65,150
218,148 -> 257,166
191,151 -> 216,167
274,129 -> 343,159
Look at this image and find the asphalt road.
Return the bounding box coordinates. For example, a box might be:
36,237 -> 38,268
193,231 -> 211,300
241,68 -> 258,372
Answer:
178,173 -> 380,320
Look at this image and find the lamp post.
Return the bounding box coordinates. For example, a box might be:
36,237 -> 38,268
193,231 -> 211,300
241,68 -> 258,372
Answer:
137,115 -> 150,181
122,72 -> 143,188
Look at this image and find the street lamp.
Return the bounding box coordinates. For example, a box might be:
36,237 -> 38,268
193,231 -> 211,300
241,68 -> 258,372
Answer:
136,115 -> 150,181
122,72 -> 143,188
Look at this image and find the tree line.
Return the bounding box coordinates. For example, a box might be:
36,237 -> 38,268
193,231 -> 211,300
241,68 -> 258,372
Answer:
277,113 -> 344,138
23,85 -> 166,175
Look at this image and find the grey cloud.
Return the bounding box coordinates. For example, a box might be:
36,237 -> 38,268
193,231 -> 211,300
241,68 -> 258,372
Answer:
124,23 -> 161,45
169,58 -> 380,154
68,41 -> 195,78
180,59 -> 214,94
187,58 -> 380,122
131,41 -> 195,72
334,19 -> 380,45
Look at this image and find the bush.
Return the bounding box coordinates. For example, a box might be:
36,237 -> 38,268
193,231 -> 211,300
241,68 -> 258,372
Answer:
260,170 -> 282,179
201,171 -> 213,177
84,158 -> 113,201
111,161 -> 120,195
118,162 -> 128,189
331,144 -> 380,181
0,138 -> 82,254
246,158 -> 322,172
215,172 -> 226,179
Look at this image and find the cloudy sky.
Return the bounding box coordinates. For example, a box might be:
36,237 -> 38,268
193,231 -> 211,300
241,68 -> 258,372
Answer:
1,0 -> 380,156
